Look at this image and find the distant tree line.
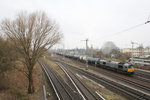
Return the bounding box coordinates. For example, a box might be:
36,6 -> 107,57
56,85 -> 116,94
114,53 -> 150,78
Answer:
94,41 -> 131,62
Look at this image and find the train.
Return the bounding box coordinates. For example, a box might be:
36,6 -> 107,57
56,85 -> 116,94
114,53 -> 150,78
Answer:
56,53 -> 135,75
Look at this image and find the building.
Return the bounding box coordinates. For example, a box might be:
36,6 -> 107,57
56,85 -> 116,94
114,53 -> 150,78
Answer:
122,48 -> 150,58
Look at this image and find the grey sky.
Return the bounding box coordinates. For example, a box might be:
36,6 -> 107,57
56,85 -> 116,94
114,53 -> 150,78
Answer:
0,0 -> 150,49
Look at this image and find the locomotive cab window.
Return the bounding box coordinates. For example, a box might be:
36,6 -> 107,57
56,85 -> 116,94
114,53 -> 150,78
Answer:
103,62 -> 106,64
118,65 -> 123,68
128,65 -> 133,68
118,63 -> 124,69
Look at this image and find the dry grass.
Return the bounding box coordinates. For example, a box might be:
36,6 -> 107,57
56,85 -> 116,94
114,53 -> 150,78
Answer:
0,68 -> 28,100
0,63 -> 44,100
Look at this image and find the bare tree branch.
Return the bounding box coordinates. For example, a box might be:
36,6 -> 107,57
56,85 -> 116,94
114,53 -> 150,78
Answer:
1,11 -> 62,93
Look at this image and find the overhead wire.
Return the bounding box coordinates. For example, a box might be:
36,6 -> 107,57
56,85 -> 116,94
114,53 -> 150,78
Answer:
98,14 -> 150,39
101,23 -> 145,39
91,15 -> 150,48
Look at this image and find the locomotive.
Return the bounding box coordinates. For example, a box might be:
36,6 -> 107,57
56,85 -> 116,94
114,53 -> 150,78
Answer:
56,53 -> 134,75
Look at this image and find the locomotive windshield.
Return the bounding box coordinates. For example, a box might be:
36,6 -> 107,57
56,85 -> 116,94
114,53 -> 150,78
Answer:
128,65 -> 134,68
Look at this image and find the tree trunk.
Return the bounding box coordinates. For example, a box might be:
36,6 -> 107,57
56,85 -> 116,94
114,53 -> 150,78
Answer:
28,71 -> 34,93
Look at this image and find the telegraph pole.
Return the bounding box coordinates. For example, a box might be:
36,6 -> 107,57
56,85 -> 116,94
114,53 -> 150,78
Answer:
90,44 -> 93,57
131,42 -> 134,64
81,38 -> 89,55
130,18 -> 150,64
81,38 -> 89,69
85,38 -> 89,53
131,42 -> 139,64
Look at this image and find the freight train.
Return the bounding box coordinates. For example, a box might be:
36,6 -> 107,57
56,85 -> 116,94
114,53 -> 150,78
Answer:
56,53 -> 135,75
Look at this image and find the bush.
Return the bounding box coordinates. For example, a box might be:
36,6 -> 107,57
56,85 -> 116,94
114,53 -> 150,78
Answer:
0,37 -> 17,75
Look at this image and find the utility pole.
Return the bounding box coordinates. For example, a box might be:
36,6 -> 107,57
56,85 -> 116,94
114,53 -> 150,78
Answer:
81,38 -> 89,55
85,38 -> 88,53
130,17 -> 150,63
91,44 -> 93,57
131,42 -> 134,64
131,42 -> 139,64
81,38 -> 89,69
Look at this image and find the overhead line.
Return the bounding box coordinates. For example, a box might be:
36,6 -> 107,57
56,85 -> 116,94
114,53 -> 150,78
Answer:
99,14 -> 150,39
101,23 -> 145,39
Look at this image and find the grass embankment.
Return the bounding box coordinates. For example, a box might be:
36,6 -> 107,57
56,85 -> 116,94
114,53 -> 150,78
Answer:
0,63 -> 44,100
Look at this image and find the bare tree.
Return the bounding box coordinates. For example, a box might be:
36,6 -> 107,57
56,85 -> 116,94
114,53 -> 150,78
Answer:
101,41 -> 118,55
1,11 -> 62,93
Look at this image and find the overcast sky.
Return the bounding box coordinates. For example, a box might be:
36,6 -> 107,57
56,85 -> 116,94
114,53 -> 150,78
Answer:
0,0 -> 150,49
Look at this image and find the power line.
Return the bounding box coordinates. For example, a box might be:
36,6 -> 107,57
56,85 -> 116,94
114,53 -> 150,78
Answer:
99,15 -> 150,39
101,23 -> 145,39
85,15 -> 150,49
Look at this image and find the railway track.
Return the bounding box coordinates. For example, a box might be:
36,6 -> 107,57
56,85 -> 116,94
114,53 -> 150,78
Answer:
93,65 -> 150,92
39,61 -> 75,100
55,60 -> 150,100
133,75 -> 150,83
56,62 -> 102,100
65,57 -> 150,89
135,70 -> 150,81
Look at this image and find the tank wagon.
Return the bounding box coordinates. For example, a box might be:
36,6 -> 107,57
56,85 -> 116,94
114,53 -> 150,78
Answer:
56,53 -> 134,75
